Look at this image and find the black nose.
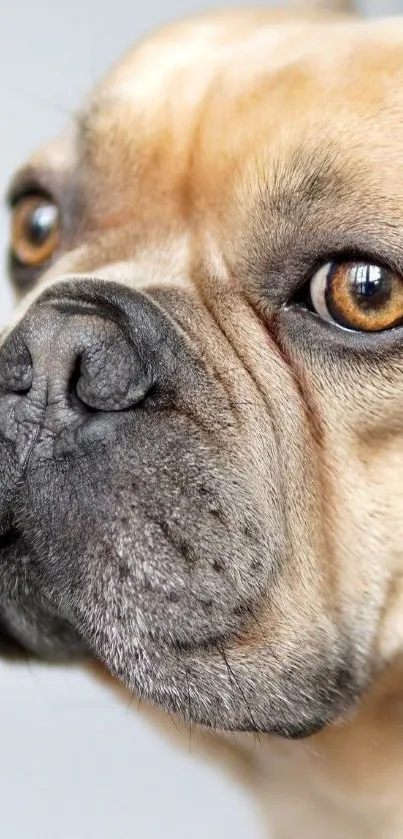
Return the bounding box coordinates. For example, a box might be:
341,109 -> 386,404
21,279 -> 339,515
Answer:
0,290 -> 154,418
0,279 -> 177,536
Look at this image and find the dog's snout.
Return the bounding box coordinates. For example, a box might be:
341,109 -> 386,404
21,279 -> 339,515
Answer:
0,280 -> 178,532
0,295 -> 153,418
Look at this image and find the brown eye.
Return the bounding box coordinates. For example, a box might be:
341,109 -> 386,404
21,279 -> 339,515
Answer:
11,195 -> 60,269
309,261 -> 403,332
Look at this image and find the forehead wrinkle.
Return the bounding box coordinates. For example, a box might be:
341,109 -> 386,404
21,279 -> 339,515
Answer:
231,142 -> 403,311
235,142 -> 351,265
260,144 -> 349,218
259,143 -> 403,254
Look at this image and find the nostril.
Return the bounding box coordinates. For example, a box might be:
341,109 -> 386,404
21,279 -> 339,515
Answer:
68,355 -> 109,415
67,355 -> 97,414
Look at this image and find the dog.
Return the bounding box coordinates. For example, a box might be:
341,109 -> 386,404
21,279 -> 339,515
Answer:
2,0 -> 403,835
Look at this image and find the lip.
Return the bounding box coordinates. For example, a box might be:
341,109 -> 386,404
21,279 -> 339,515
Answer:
0,526 -> 33,657
0,527 -> 30,656
0,614 -> 31,657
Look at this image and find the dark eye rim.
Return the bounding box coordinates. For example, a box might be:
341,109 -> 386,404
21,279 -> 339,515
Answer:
7,250 -> 51,293
278,302 -> 403,363
291,249 -> 398,299
7,183 -> 55,210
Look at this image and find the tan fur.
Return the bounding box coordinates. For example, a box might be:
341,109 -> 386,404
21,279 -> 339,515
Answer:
293,0 -> 353,11
6,1 -> 403,837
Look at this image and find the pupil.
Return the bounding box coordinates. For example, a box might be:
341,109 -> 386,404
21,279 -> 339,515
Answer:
350,264 -> 391,309
25,205 -> 57,246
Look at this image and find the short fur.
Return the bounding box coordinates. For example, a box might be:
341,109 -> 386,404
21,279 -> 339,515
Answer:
2,0 -> 403,836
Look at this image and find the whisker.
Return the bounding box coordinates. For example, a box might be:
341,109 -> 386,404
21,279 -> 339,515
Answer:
185,667 -> 193,753
217,641 -> 263,751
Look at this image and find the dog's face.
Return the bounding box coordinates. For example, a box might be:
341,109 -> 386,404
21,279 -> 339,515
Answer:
2,8 -> 403,739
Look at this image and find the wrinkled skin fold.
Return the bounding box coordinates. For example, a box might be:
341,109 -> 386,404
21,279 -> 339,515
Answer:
1,3 -> 403,765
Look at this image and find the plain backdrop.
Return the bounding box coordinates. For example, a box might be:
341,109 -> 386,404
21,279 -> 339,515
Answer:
0,1 -> 402,837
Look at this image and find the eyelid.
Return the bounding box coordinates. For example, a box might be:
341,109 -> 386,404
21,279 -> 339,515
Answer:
6,168 -> 54,208
295,249 -> 403,300
8,186 -> 54,210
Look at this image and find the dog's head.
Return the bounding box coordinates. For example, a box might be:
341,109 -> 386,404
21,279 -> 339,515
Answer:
1,4 -> 403,739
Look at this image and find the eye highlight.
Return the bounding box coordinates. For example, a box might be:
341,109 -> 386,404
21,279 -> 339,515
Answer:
309,261 -> 403,332
11,195 -> 60,269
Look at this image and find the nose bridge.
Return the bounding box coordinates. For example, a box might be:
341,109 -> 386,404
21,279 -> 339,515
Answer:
10,306 -> 85,398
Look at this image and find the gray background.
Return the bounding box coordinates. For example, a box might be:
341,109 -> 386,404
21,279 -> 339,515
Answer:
0,0 -> 401,837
